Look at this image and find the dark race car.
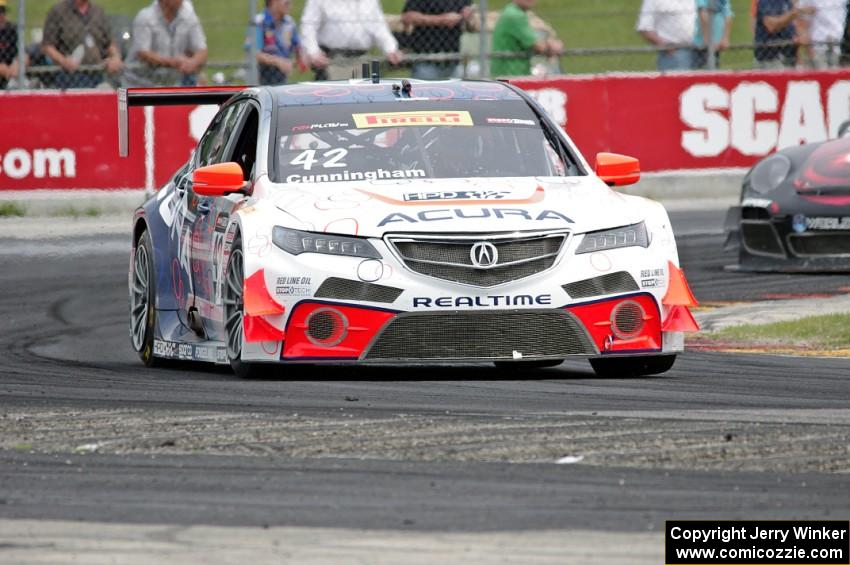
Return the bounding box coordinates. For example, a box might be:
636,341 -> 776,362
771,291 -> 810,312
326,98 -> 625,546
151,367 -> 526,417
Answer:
725,120 -> 850,272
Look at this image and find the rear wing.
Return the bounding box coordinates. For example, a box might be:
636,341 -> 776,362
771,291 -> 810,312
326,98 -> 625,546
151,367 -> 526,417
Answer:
118,86 -> 247,157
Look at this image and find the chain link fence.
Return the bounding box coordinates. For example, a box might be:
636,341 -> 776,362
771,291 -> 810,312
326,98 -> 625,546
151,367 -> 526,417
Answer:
2,0 -> 849,90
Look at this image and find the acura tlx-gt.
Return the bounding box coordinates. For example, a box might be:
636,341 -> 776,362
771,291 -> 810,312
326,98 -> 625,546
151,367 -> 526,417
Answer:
119,78 -> 699,378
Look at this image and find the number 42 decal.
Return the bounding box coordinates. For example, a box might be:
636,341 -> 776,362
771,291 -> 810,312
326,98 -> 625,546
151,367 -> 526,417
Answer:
290,149 -> 348,171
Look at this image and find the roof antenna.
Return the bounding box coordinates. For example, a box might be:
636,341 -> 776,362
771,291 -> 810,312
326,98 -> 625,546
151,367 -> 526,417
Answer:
371,60 -> 380,84
362,63 -> 370,80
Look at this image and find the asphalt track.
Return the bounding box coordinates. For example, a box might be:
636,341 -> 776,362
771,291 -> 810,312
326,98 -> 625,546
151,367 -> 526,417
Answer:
1,209 -> 849,557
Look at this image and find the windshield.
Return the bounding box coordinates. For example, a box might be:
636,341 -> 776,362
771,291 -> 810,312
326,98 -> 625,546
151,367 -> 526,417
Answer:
274,101 -> 581,184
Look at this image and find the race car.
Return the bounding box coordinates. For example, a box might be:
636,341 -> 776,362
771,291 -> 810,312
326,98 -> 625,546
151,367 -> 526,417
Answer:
120,77 -> 699,378
725,120 -> 850,271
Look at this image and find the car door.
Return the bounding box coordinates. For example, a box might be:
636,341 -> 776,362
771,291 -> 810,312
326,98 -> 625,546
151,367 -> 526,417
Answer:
190,99 -> 261,341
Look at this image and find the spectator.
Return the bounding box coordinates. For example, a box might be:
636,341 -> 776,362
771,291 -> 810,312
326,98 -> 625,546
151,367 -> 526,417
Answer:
796,0 -> 847,68
491,0 -> 562,77
842,0 -> 850,65
693,0 -> 733,68
125,0 -> 207,87
251,0 -> 302,85
0,0 -> 19,89
42,0 -> 123,88
750,0 -> 758,33
300,0 -> 403,81
401,0 -> 476,80
753,0 -> 812,69
637,0 -> 697,71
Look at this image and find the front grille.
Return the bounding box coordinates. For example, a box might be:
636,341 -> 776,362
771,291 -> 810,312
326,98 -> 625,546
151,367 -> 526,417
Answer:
741,222 -> 785,256
314,277 -> 403,303
742,207 -> 770,220
364,309 -> 596,361
788,233 -> 850,257
563,272 -> 639,299
390,233 -> 566,287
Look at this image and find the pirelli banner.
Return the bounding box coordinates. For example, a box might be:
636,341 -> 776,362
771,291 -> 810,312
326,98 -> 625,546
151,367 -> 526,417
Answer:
1,69 -> 849,190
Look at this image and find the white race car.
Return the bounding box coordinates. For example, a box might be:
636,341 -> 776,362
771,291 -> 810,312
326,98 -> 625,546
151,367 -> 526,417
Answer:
121,79 -> 698,378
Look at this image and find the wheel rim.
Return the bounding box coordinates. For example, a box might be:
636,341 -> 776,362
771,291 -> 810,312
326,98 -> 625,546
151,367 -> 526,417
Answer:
223,248 -> 244,361
130,244 -> 150,351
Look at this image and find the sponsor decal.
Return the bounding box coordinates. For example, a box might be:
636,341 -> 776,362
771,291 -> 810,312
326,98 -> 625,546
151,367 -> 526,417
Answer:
403,190 -> 511,202
486,118 -> 536,126
287,168 -> 425,183
214,214 -> 229,233
359,186 -> 546,207
640,267 -> 666,288
292,122 -> 350,132
805,216 -> 850,230
741,197 -> 773,208
680,80 -> 850,157
0,148 -> 76,180
153,340 -> 177,358
413,294 -> 553,308
352,111 -> 473,129
377,208 -> 573,227
153,340 -> 226,363
275,276 -> 313,297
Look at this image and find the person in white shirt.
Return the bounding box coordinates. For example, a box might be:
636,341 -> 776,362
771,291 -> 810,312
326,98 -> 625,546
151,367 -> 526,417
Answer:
636,0 -> 697,70
797,0 -> 847,68
125,0 -> 207,86
300,0 -> 403,80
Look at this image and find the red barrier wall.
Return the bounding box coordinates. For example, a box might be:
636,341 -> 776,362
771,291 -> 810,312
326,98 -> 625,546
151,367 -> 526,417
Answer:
1,70 -> 849,190
513,69 -> 850,172
0,91 -> 205,190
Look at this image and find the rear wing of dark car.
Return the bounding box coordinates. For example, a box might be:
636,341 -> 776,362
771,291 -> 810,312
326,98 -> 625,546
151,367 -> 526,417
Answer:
118,86 -> 247,157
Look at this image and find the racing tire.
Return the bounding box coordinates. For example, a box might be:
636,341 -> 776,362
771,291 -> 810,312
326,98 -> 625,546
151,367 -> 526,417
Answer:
224,235 -> 269,379
494,359 -> 564,370
130,228 -> 162,367
589,354 -> 676,378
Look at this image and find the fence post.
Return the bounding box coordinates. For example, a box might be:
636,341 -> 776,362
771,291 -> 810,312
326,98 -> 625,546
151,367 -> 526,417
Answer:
247,0 -> 259,85
478,0 -> 488,78
16,0 -> 25,88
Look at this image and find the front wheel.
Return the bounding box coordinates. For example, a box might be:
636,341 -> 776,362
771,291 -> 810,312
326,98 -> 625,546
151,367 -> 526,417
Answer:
589,354 -> 676,378
223,236 -> 269,379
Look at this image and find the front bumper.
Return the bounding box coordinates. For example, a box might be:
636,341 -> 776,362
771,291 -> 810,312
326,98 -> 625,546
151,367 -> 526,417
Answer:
278,292 -> 664,363
727,206 -> 850,272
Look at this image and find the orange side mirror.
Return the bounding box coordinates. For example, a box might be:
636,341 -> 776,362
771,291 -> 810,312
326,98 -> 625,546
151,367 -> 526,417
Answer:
192,162 -> 246,197
595,152 -> 640,187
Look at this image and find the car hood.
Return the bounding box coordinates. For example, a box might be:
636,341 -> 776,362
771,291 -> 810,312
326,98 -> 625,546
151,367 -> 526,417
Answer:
271,177 -> 646,237
794,136 -> 850,196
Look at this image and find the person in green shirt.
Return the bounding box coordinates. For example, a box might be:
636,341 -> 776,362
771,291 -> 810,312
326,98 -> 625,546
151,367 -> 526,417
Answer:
490,0 -> 562,77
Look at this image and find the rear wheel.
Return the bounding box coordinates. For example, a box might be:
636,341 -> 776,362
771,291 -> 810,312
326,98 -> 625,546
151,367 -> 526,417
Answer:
589,354 -> 676,378
223,236 -> 268,379
130,228 -> 161,367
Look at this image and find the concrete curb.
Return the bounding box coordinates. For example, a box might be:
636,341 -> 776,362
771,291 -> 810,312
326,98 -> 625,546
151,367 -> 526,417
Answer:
0,189 -> 147,218
619,168 -> 744,203
695,294 -> 850,332
0,171 -> 744,217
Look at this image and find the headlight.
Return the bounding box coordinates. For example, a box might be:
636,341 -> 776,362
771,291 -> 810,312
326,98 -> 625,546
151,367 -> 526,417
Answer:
575,221 -> 650,254
272,227 -> 381,259
749,154 -> 791,194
